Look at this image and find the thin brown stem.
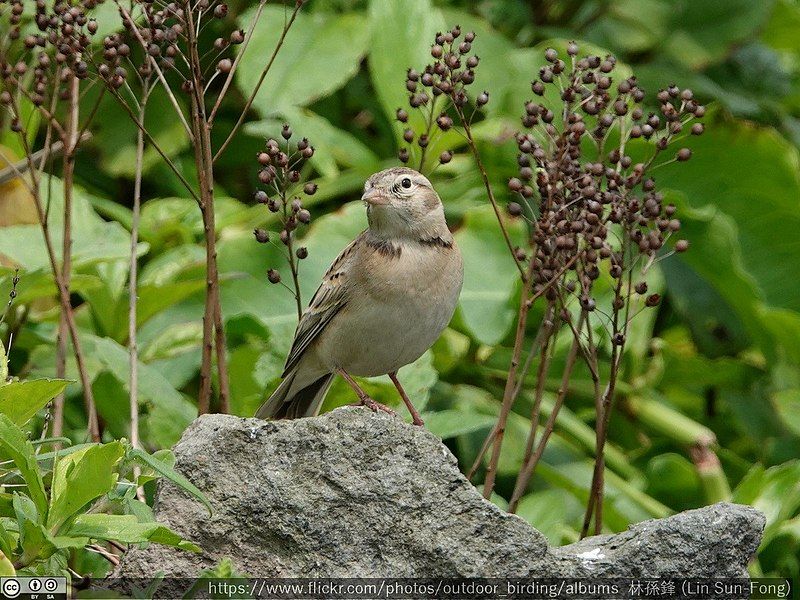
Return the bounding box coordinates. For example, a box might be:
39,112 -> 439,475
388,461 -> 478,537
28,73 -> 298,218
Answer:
507,312 -> 585,511
581,261 -> 630,537
115,1 -> 195,141
482,258 -> 536,499
454,103 -> 526,281
212,1 -> 303,164
8,90 -> 100,443
207,0 -> 267,124
508,307 -> 558,512
107,89 -> 199,202
185,5 -> 229,415
129,82 -> 150,470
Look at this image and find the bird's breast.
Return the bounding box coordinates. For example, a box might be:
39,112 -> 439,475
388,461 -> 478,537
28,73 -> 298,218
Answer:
316,239 -> 463,377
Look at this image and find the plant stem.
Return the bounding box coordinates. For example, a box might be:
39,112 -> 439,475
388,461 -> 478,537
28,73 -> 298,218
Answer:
185,5 -> 229,415
54,71 -> 100,442
129,83 -> 150,473
454,103 -> 526,281
213,1 -> 303,164
508,310 -> 558,512
508,315 -> 584,511
581,267 -> 628,537
207,0 -> 267,124
482,258 -> 537,499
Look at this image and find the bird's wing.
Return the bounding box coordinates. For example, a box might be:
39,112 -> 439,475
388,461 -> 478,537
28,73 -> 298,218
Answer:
282,231 -> 366,376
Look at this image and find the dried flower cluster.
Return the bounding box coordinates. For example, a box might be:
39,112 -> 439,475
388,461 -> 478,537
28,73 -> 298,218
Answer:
252,126 -> 316,316
94,0 -> 243,92
510,42 -> 700,315
0,0 -> 100,115
397,25 -> 487,169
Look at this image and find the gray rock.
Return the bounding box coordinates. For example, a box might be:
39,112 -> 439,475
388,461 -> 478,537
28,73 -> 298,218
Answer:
119,408 -> 764,580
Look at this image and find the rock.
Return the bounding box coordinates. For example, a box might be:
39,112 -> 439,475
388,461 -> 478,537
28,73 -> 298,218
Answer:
119,408 -> 764,580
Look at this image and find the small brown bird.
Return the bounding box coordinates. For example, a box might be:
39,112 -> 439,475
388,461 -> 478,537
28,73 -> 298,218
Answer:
256,167 -> 463,425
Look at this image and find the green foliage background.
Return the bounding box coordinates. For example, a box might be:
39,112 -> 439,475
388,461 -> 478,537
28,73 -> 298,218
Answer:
2,0 -> 800,579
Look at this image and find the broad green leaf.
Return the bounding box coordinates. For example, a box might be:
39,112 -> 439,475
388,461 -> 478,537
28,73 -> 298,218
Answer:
0,493 -> 12,518
516,489 -> 582,544
0,379 -> 69,426
645,453 -> 703,511
236,7 -> 369,112
94,85 -> 189,179
68,514 -> 199,552
420,410 -> 495,439
583,0 -> 669,54
0,177 -> 139,272
13,494 -> 56,566
733,461 -> 800,546
657,124 -> 800,313
662,194 -> 773,355
0,550 -> 14,576
0,520 -> 14,561
762,0 -> 800,51
367,0 -> 445,128
0,415 -> 47,517
0,270 -> 102,306
83,336 -> 195,440
761,307 -> 800,366
774,389 -> 800,437
128,448 -> 211,516
664,0 -> 775,68
454,205 -> 526,345
48,442 -> 125,532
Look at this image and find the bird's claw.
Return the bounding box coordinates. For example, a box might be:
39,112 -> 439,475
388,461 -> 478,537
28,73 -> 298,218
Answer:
354,396 -> 396,416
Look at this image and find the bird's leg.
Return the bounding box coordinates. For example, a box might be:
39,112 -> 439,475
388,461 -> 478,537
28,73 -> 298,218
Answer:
389,372 -> 425,426
337,368 -> 396,416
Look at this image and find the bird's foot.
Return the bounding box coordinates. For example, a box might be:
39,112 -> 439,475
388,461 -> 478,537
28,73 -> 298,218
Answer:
353,396 -> 396,416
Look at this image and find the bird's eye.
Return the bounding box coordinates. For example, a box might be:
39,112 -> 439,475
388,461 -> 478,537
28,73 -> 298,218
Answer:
401,177 -> 412,189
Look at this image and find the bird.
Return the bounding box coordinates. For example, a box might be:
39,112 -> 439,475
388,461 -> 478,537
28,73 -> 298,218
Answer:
255,166 -> 463,426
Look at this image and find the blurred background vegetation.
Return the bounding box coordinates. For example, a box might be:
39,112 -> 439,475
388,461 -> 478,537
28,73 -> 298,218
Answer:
2,0 -> 800,580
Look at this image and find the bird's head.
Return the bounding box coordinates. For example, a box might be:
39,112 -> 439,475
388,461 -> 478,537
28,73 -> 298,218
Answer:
361,167 -> 448,240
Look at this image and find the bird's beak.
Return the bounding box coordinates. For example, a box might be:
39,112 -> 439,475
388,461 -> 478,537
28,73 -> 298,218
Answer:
361,188 -> 389,206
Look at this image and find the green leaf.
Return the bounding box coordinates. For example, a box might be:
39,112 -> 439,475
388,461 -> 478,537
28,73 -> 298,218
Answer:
236,6 -> 369,113
420,410 -> 496,439
128,447 -> 211,516
83,335 -> 196,444
662,194 -> 774,355
657,124 -> 800,313
47,442 -> 125,533
367,0 -> 445,128
516,489 -> 582,545
454,205 -> 526,345
0,550 -> 14,576
733,461 -> 800,546
13,494 -> 57,566
68,514 -> 199,552
0,415 -> 47,518
0,177 -> 139,272
774,389 -> 800,437
664,0 -> 776,68
0,379 -> 69,426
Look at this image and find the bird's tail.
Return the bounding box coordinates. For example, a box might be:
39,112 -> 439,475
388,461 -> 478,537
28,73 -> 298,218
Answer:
255,371 -> 335,420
